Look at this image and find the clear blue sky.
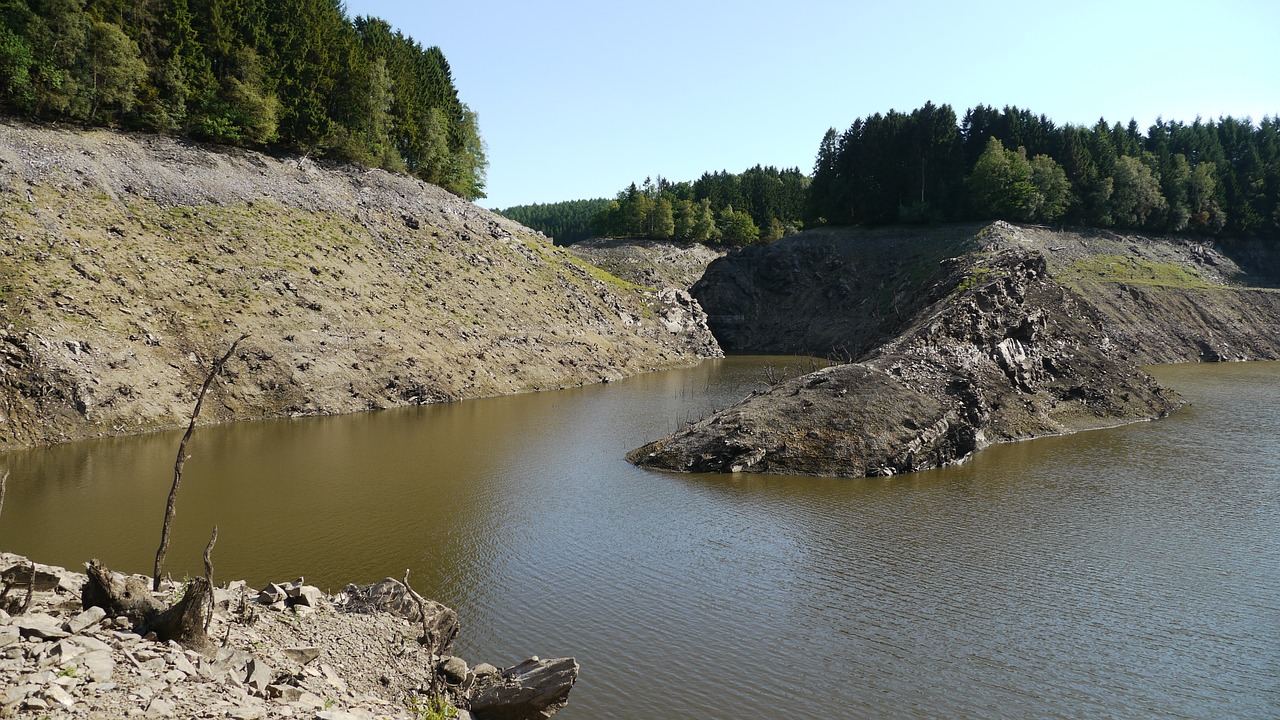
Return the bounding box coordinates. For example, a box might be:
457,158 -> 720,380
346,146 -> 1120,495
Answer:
340,0 -> 1279,210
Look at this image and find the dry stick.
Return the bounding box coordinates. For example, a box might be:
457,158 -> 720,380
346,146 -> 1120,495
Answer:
402,569 -> 441,696
401,569 -> 430,645
153,334 -> 249,591
0,467 -> 9,524
203,525 -> 218,631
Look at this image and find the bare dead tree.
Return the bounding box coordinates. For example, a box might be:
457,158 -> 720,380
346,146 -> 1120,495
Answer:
203,525 -> 218,631
402,569 -> 431,646
153,334 -> 248,591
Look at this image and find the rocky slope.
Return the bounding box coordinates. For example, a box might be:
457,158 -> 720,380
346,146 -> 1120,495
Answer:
0,121 -> 721,450
630,222 -> 1280,477
0,552 -> 576,719
565,238 -> 725,292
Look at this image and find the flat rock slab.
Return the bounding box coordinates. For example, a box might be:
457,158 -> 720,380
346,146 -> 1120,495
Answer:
13,613 -> 71,639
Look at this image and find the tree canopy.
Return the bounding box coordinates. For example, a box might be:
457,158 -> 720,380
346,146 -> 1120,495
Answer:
809,103 -> 1279,238
0,0 -> 488,199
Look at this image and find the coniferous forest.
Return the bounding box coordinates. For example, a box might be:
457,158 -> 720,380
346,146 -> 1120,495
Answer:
506,103 -> 1278,246
501,166 -> 809,247
0,0 -> 488,199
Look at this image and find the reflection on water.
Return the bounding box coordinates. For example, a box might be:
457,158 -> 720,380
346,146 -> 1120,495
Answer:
2,359 -> 1277,719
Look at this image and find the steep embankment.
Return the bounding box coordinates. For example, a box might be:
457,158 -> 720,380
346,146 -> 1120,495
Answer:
566,237 -> 725,291
630,222 -> 1280,477
0,122 -> 720,450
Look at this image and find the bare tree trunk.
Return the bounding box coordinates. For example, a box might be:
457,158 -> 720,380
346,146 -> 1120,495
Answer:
203,525 -> 217,632
153,334 -> 248,591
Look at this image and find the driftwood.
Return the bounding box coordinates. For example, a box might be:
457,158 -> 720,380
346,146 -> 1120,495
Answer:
153,334 -> 248,590
83,559 -> 213,651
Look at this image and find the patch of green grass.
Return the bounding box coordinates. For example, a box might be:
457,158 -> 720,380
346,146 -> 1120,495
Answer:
1064,254 -> 1217,289
406,695 -> 458,720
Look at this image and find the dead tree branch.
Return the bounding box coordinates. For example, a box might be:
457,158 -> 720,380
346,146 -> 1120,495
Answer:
153,334 -> 248,591
0,467 -> 8,523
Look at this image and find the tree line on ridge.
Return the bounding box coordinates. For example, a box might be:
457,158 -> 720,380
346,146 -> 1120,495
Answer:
0,0 -> 488,198
504,103 -> 1279,245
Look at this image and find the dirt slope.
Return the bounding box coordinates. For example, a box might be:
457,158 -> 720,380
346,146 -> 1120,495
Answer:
0,121 -> 720,449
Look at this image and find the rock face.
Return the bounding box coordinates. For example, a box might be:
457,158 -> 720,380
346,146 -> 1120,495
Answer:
690,224 -> 981,356
0,121 -> 721,450
630,246 -> 1185,477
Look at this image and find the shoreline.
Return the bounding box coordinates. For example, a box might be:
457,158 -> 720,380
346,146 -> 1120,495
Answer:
0,552 -> 577,719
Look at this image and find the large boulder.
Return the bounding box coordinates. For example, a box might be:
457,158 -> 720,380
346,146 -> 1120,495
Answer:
469,657 -> 579,720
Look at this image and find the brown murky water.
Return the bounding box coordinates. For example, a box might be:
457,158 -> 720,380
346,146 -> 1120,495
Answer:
2,358 -> 1277,719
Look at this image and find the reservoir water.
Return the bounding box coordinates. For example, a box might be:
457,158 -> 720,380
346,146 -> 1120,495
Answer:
1,357 -> 1277,719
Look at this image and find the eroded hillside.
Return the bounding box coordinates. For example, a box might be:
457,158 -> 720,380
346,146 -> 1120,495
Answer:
0,122 -> 720,449
631,222 -> 1280,477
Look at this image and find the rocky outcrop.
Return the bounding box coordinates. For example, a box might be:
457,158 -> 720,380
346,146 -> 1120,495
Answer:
469,657 -> 579,720
630,246 -> 1184,477
0,552 -> 577,719
690,224 -> 981,356
0,121 -> 721,450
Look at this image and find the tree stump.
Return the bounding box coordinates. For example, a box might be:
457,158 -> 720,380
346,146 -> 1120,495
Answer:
82,560 -> 213,651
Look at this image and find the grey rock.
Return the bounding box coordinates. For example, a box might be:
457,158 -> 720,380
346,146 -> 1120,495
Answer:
440,656 -> 469,684
292,585 -> 325,608
244,657 -> 275,695
50,637 -> 86,662
68,634 -> 112,653
257,583 -> 287,604
472,662 -> 499,676
44,683 -> 76,709
290,691 -> 326,710
215,647 -> 254,673
4,684 -> 38,705
469,657 -> 579,720
170,651 -> 199,677
64,605 -> 107,634
81,649 -> 115,682
145,697 -> 176,717
13,613 -> 71,639
282,646 -> 321,665
267,684 -> 304,702
0,625 -> 19,648
0,563 -> 62,591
